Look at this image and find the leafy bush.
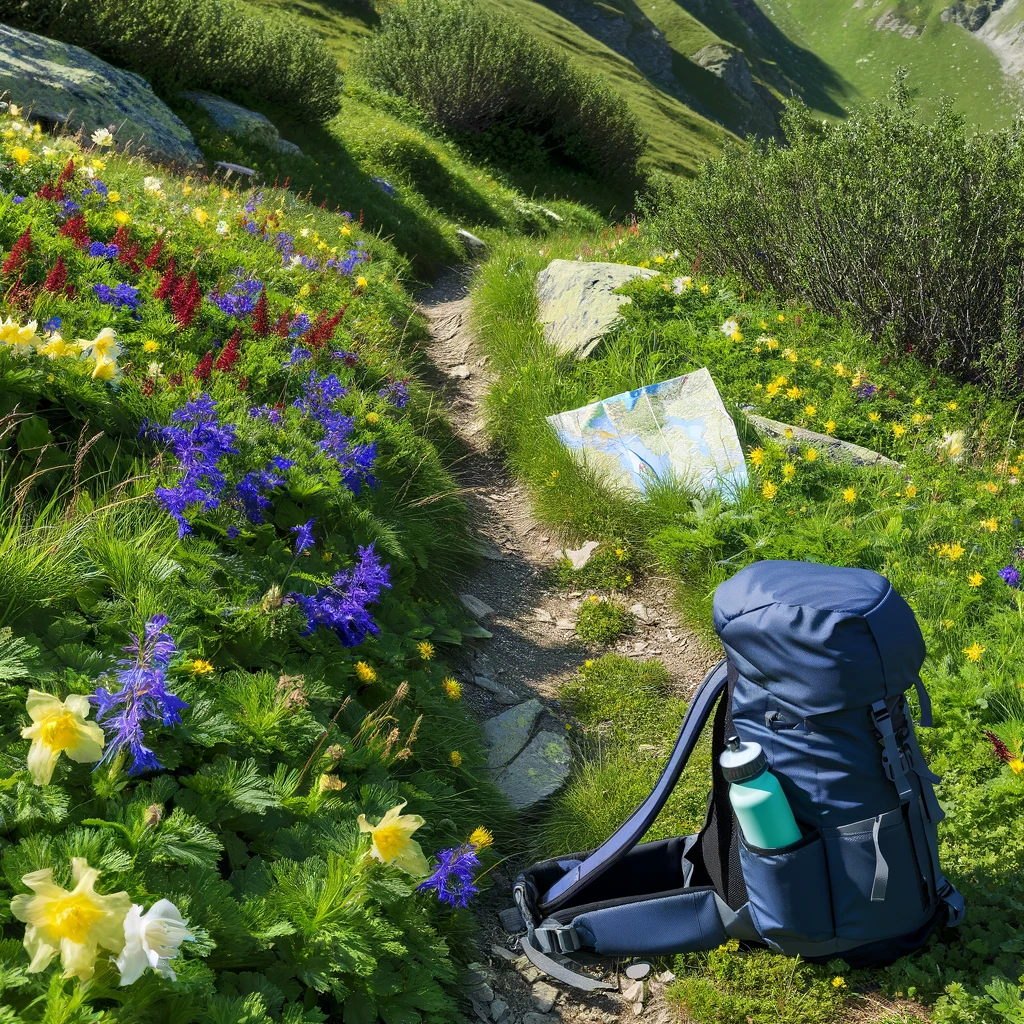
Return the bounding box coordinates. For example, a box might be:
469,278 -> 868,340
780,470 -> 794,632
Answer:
1,0 -> 340,122
575,596 -> 633,644
0,112 -> 500,1021
645,76 -> 1024,395
358,0 -> 647,179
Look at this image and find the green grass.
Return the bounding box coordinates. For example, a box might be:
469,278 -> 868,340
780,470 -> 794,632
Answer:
471,229 -> 1024,1022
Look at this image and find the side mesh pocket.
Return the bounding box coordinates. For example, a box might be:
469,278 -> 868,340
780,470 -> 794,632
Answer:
738,832 -> 835,952
823,808 -> 933,941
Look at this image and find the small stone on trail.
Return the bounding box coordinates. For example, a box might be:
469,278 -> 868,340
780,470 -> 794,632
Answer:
532,982 -> 558,1013
556,618 -> 575,630
556,539 -> 600,569
490,944 -> 519,961
493,730 -> 571,808
469,982 -> 494,1003
522,1015 -> 556,1024
625,962 -> 652,980
490,998 -> 509,1022
540,536 -> 550,543
621,979 -> 644,1002
460,594 -> 495,619
656,970 -> 676,984
630,603 -> 658,625
533,607 -> 554,622
472,676 -> 521,704
482,699 -> 542,769
632,1002 -> 644,1016
450,364 -> 471,379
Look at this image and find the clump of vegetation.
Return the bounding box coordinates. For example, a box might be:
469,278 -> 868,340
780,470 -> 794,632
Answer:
1,0 -> 341,122
645,75 -> 1024,395
575,596 -> 633,645
552,541 -> 635,591
0,108 -> 499,1021
358,0 -> 647,180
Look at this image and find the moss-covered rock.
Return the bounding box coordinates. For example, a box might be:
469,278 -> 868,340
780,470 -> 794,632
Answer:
0,24 -> 202,166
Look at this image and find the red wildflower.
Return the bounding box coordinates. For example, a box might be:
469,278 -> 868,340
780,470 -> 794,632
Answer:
2,226 -> 32,276
172,271 -> 202,329
168,372 -> 182,388
193,352 -> 213,381
274,313 -> 290,338
42,256 -> 67,294
985,731 -> 1014,764
215,329 -> 242,372
111,225 -> 141,273
144,239 -> 165,270
305,308 -> 346,349
154,258 -> 178,300
140,376 -> 155,397
59,214 -> 90,249
250,288 -> 270,336
237,376 -> 249,392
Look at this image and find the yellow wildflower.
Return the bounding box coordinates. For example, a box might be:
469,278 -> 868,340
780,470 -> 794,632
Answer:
700,284 -> 710,295
366,411 -> 380,424
804,405 -> 817,417
834,363 -> 847,377
824,420 -> 836,435
11,146 -> 30,166
192,208 -> 209,226
762,481 -> 778,499
449,751 -> 463,767
832,977 -> 846,990
653,254 -> 666,264
1009,758 -> 1024,774
783,463 -> 796,481
968,572 -> 984,587
778,313 -> 786,322
188,658 -> 214,675
784,428 -> 794,439
813,358 -> 823,369
442,677 -> 462,700
786,386 -> 801,400
766,338 -> 778,350
944,619 -> 954,629
766,383 -> 780,398
142,339 -> 160,354
11,858 -> 131,980
983,482 -> 1000,494
749,447 -> 765,467
469,826 -> 494,850
354,661 -> 377,683
805,448 -> 819,462
947,402 -> 957,410
20,691 -> 105,786
912,413 -> 925,425
357,801 -> 429,876
963,642 -> 985,662
868,412 -> 881,422
107,191 -> 120,203
843,487 -> 856,503
355,275 -> 368,289
905,484 -> 917,498
914,397 -> 922,406
90,355 -> 118,381
417,640 -> 435,661
981,518 -> 998,533
113,210 -> 130,226
892,424 -> 906,438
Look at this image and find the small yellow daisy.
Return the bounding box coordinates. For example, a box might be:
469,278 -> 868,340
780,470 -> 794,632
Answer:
354,661 -> 377,683
842,487 -> 856,503
417,640 -> 435,661
469,826 -> 494,849
762,480 -> 778,499
442,677 -> 462,700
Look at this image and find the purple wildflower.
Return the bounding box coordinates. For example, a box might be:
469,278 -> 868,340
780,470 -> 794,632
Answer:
146,394 -> 239,537
91,614 -> 187,775
372,177 -> 396,197
856,382 -> 878,400
291,519 -> 316,553
244,191 -> 263,216
227,526 -> 240,539
1000,565 -> 1020,589
250,404 -> 283,425
88,240 -> 119,260
11,196 -> 25,204
58,199 -> 80,219
289,313 -> 312,338
286,346 -> 312,366
417,844 -> 480,908
208,273 -> 262,317
82,179 -> 109,200
43,316 -> 61,335
94,282 -> 140,313
333,350 -> 358,367
235,457 -> 294,524
378,378 -> 410,409
291,542 -> 391,646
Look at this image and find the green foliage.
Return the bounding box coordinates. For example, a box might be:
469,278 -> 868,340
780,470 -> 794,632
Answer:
358,0 -> 647,180
643,82 -> 1024,394
0,113 -> 503,1020
574,597 -> 632,645
1,0 -> 340,123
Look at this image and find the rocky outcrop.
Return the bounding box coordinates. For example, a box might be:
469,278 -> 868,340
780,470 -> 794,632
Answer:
0,24 -> 202,166
942,0 -> 1006,31
535,259 -> 659,359
690,43 -> 782,137
180,91 -> 302,156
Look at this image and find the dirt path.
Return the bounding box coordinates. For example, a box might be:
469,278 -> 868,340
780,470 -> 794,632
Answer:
418,268 -> 717,1024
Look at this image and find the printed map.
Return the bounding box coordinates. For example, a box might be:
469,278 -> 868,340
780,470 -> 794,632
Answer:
546,368 -> 748,497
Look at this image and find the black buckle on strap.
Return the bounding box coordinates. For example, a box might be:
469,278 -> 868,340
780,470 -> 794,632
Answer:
533,921 -> 582,954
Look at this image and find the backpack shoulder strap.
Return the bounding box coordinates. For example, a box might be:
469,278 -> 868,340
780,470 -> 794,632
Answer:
538,658 -> 730,914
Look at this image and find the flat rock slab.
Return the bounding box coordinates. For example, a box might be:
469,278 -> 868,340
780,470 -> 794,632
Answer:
0,25 -> 202,166
536,259 -> 659,359
181,90 -> 302,156
493,730 -> 571,809
482,699 -> 543,769
460,593 -> 496,619
744,411 -> 901,468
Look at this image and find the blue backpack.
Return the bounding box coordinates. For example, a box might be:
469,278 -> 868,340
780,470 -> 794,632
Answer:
509,560 -> 965,990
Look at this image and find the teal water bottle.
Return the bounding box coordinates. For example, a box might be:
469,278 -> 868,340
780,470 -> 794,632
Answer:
720,734 -> 801,849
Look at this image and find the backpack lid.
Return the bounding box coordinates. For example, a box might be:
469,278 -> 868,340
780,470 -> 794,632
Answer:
712,560 -> 925,716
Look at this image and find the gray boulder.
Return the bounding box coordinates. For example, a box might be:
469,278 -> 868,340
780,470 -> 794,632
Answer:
742,409 -> 902,468
690,44 -> 780,137
0,25 -> 202,166
493,730 -> 572,810
536,259 -> 659,359
181,91 -> 303,157
482,699 -> 543,770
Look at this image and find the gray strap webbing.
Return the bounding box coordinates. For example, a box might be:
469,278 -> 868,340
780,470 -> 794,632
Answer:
870,815 -> 889,902
872,700 -> 914,802
519,934 -> 616,992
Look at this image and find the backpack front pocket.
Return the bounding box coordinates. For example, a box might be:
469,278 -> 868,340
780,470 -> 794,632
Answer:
823,808 -> 933,941
738,832 -> 835,952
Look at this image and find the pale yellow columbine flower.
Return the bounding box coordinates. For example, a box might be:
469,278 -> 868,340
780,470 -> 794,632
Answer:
442,677 -> 462,699
469,827 -> 494,850
11,858 -> 130,980
78,326 -> 119,361
91,127 -> 114,147
417,640 -> 434,661
0,316 -> 40,355
940,430 -> 965,461
968,572 -> 984,587
11,146 -> 30,166
90,356 -> 119,381
21,691 -> 105,786
963,642 -> 985,662
36,334 -> 78,360
357,801 -> 430,876
355,661 -> 376,683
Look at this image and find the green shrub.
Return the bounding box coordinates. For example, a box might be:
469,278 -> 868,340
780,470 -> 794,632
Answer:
1,0 -> 340,122
644,74 -> 1024,395
575,597 -> 633,645
357,0 -> 646,179
552,541 -> 636,591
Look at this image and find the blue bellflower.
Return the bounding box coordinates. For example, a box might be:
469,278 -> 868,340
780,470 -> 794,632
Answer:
291,518 -> 316,553
417,844 -> 481,908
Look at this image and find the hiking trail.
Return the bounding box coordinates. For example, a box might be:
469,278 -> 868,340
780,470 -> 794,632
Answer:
418,267 -> 718,1024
